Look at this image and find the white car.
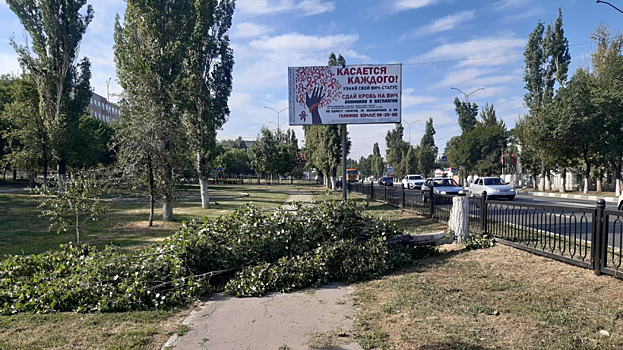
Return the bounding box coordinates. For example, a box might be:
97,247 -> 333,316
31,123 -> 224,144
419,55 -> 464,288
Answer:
421,178 -> 465,202
401,174 -> 425,189
363,176 -> 376,183
468,177 -> 516,200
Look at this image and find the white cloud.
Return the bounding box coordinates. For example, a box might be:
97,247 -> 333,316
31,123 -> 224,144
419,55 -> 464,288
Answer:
392,0 -> 437,12
493,0 -> 529,11
402,88 -> 437,108
412,11 -> 475,37
412,36 -> 526,67
237,0 -> 335,17
0,51 -> 20,76
500,6 -> 544,23
436,68 -> 497,88
249,33 -> 358,52
234,22 -> 273,38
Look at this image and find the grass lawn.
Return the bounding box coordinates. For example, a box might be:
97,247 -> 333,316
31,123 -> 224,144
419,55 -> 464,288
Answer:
1,183 -> 623,349
0,184 -> 291,256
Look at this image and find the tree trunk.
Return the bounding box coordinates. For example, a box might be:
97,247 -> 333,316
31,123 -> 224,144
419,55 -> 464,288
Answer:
58,159 -> 67,182
597,178 -> 602,193
583,177 -> 589,194
559,168 -> 566,193
330,176 -> 336,190
75,211 -> 80,246
199,177 -> 210,208
448,196 -> 469,243
163,200 -> 174,221
148,156 -> 155,227
197,151 -> 210,208
545,170 -> 551,191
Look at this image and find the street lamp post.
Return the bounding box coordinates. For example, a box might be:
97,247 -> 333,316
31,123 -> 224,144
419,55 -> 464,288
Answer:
364,143 -> 372,156
269,121 -> 287,131
265,106 -> 287,132
402,119 -> 421,145
596,0 -> 623,14
450,87 -> 484,104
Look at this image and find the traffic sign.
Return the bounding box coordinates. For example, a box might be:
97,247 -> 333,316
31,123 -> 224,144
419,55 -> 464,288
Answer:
441,155 -> 448,163
451,167 -> 457,173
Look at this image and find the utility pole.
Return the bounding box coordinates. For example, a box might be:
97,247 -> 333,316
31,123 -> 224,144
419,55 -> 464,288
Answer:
450,87 -> 484,103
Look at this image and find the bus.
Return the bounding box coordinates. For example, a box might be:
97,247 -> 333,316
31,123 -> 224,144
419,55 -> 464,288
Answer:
346,168 -> 359,182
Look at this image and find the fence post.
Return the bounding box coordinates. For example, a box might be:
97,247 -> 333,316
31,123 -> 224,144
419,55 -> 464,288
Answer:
429,186 -> 434,218
384,185 -> 387,201
480,191 -> 488,234
592,199 -> 606,276
370,183 -> 374,200
401,184 -> 406,208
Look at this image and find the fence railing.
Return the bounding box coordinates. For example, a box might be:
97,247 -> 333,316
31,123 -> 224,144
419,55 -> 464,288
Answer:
346,182 -> 623,279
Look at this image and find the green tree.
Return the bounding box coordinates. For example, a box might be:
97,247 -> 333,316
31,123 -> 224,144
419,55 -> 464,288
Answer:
418,118 -> 437,177
454,97 -> 478,133
589,23 -> 623,194
0,75 -> 48,182
383,124 -> 409,179
31,172 -> 108,245
7,0 -> 94,181
519,9 -> 571,190
114,0 -> 192,222
215,148 -> 251,175
181,0 -> 235,208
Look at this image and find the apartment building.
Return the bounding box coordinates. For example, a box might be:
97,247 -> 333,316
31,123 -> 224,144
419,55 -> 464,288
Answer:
88,91 -> 120,123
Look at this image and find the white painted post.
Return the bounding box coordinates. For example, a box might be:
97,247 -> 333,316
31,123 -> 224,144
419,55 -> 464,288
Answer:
448,196 -> 470,243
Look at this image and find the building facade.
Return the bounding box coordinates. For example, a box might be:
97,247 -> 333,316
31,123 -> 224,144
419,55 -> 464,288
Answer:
88,91 -> 119,123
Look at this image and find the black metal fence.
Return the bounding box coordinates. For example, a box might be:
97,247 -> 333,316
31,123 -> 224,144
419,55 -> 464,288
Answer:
346,182 -> 623,279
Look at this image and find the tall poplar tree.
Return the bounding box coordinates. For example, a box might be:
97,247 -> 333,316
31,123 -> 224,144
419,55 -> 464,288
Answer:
418,118 -> 437,177
302,52 -> 348,189
520,8 -> 570,190
182,0 -> 235,208
114,0 -> 191,223
7,0 -> 94,181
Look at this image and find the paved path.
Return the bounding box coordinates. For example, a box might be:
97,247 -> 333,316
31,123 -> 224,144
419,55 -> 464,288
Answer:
162,191 -> 363,350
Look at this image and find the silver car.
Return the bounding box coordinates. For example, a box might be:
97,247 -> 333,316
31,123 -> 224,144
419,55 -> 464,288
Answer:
468,177 -> 516,200
421,177 -> 465,202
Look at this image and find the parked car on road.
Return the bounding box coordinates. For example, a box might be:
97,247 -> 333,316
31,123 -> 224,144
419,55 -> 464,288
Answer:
468,177 -> 516,200
421,178 -> 465,202
401,174 -> 425,189
378,177 -> 394,186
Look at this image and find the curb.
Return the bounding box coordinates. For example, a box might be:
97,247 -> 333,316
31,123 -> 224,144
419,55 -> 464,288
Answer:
515,190 -> 618,203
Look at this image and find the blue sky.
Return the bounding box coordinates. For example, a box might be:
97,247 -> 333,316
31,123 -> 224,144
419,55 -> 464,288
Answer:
1,0 -> 622,158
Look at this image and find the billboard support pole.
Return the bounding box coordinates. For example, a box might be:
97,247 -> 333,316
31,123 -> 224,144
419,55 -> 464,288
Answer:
342,124 -> 347,201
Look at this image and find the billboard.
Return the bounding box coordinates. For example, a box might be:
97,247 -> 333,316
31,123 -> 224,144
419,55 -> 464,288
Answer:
288,64 -> 402,125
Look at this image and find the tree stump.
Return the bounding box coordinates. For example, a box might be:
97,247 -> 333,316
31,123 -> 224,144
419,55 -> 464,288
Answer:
448,196 -> 470,243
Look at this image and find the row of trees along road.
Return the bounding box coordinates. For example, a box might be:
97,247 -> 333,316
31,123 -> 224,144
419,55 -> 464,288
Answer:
517,10 -> 623,194
347,118 -> 439,181
1,0 -> 236,226
2,0 -> 115,183
113,0 -> 234,224
302,53 -> 350,190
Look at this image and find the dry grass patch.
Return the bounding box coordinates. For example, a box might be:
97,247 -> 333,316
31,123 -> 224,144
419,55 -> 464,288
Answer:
353,244 -> 623,350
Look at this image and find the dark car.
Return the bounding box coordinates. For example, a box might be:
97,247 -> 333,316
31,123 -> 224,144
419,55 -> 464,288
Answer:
378,177 -> 393,186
